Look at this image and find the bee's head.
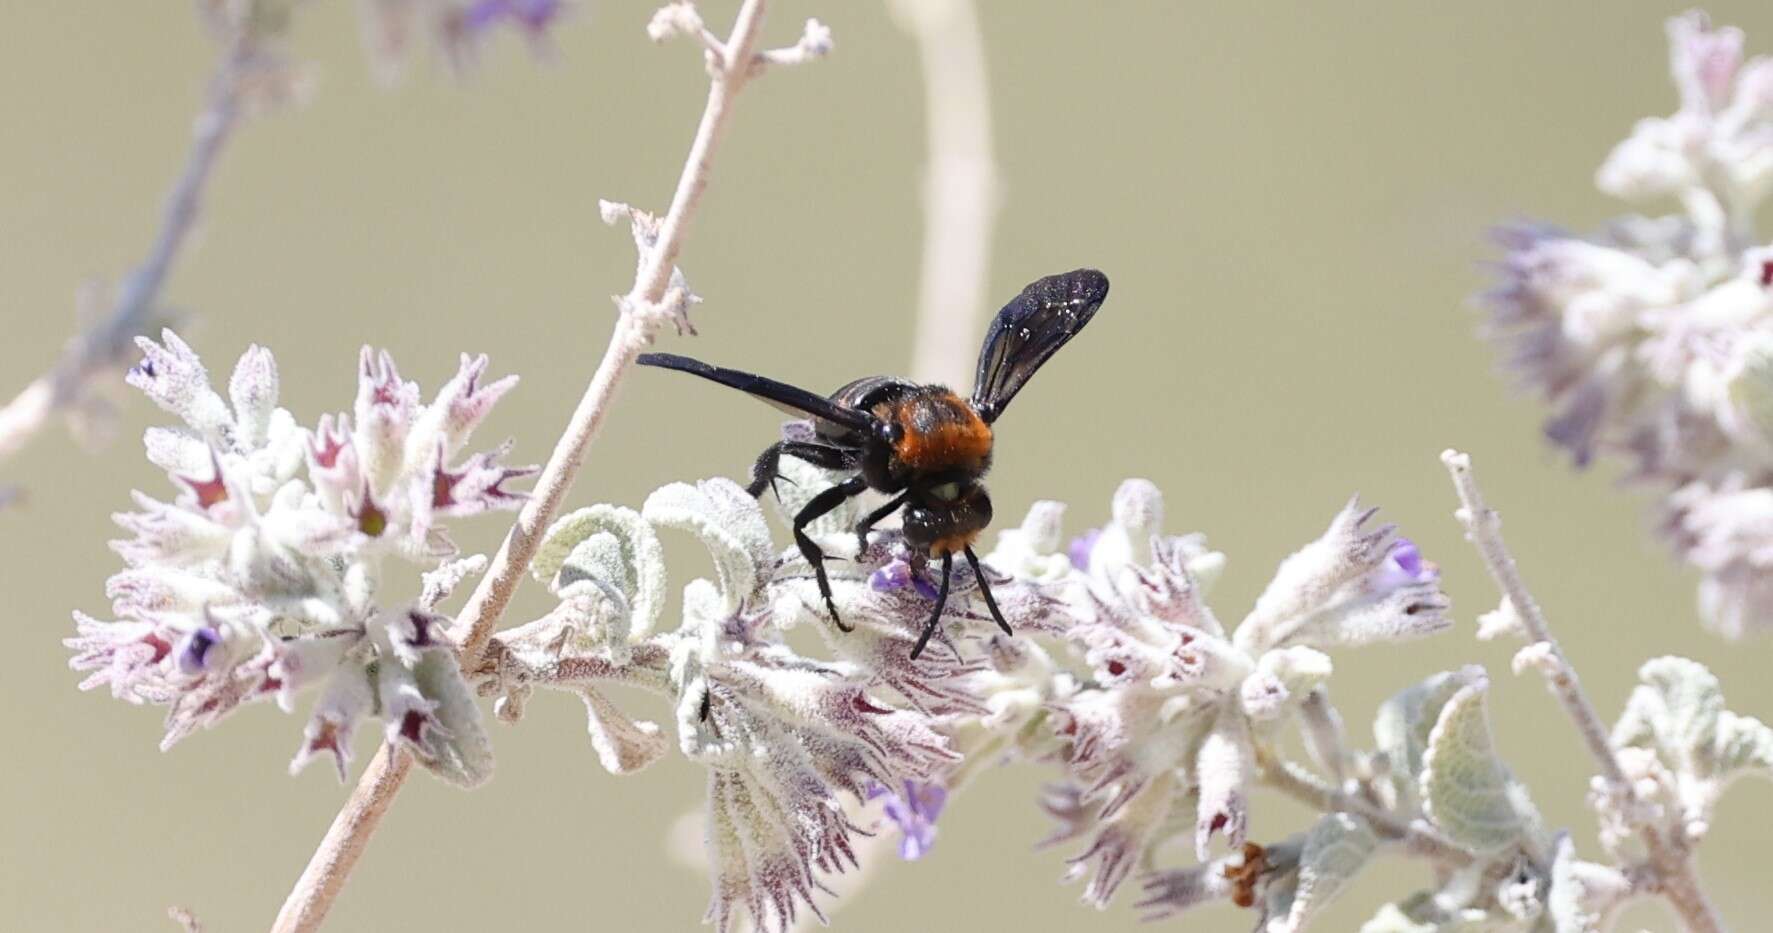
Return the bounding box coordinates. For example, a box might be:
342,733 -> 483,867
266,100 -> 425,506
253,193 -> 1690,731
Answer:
903,476 -> 992,555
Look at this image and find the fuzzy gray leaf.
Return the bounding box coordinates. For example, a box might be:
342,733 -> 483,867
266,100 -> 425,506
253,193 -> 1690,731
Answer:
531,504 -> 667,642
1711,710 -> 1773,778
1266,813 -> 1378,933
644,478 -> 773,613
410,652 -> 494,788
1635,656 -> 1722,756
1548,833 -> 1629,933
1420,677 -> 1526,854
579,686 -> 666,775
1375,666 -> 1486,789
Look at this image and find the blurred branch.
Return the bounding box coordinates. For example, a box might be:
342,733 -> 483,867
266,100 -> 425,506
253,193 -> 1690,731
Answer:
890,0 -> 998,387
0,26 -> 259,471
1442,449 -> 1724,933
269,3 -> 828,930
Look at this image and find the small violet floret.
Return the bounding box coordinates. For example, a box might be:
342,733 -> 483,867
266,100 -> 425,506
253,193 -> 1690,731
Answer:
869,779 -> 948,861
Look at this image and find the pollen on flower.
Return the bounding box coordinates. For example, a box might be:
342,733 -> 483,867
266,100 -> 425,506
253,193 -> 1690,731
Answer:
355,495 -> 389,537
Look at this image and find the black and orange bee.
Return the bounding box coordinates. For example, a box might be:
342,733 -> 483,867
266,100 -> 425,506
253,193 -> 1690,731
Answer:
638,268 -> 1109,657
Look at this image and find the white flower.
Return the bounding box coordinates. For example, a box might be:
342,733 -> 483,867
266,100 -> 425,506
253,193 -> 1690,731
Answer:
69,335 -> 524,786
1049,481 -> 1450,906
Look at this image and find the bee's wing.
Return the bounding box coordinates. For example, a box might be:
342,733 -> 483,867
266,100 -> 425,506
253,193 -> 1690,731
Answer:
638,353 -> 878,435
971,269 -> 1109,423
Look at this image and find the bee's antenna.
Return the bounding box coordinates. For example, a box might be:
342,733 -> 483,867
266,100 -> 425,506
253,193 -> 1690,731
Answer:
965,546 -> 1014,637
910,551 -> 954,659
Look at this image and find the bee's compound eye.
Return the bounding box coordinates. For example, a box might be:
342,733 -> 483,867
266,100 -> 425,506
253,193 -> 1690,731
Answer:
931,482 -> 961,502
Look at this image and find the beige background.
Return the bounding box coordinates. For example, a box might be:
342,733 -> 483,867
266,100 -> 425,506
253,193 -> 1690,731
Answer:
4,2 -> 1772,930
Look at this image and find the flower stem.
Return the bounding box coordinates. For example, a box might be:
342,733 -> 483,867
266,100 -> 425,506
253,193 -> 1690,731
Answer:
1440,449 -> 1725,933
269,4 -> 783,930
0,30 -> 253,467
888,0 -> 998,388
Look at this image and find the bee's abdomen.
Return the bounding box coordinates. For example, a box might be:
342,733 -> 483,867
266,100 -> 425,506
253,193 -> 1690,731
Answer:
890,389 -> 993,472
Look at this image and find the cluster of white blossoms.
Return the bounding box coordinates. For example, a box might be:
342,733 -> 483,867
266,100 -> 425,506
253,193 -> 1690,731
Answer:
63,338 -> 1773,932
67,333 -> 530,785
1477,11 -> 1773,637
474,447 -> 1467,930
471,452 -> 1050,930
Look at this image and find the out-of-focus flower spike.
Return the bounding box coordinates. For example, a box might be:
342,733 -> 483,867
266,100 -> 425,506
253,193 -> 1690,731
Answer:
1667,11 -> 1745,117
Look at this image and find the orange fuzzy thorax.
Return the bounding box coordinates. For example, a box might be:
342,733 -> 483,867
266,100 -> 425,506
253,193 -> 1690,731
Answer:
889,391 -> 993,472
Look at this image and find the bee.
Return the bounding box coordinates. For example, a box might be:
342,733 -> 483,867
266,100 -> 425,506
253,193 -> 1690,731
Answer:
638,268 -> 1109,657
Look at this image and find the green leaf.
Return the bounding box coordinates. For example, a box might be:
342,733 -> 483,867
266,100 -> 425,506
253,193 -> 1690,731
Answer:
409,652 -> 494,788
1420,677 -> 1525,854
1375,666 -> 1486,787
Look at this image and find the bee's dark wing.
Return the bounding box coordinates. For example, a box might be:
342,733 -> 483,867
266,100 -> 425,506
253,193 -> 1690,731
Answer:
638,353 -> 878,435
971,269 -> 1109,423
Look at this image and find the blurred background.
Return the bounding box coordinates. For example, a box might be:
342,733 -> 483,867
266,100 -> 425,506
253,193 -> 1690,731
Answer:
4,1 -> 1771,930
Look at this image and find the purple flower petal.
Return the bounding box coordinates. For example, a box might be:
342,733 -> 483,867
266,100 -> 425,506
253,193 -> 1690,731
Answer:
870,561 -> 911,592
869,779 -> 948,861
1373,537 -> 1438,592
1068,528 -> 1102,571
177,626 -> 220,675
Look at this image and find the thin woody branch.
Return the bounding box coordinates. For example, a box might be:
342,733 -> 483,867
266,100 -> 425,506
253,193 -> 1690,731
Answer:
1441,449 -> 1724,933
269,4 -> 827,930
0,29 -> 260,470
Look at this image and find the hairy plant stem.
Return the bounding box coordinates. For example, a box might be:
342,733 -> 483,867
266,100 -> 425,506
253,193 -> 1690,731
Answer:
269,4 -> 780,929
1441,450 -> 1724,933
0,32 -> 254,467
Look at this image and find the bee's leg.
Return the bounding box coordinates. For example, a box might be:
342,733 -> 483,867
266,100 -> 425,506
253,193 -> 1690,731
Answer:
964,546 -> 1014,636
910,551 -> 954,659
793,474 -> 869,631
746,442 -> 786,498
746,441 -> 859,498
853,492 -> 908,555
